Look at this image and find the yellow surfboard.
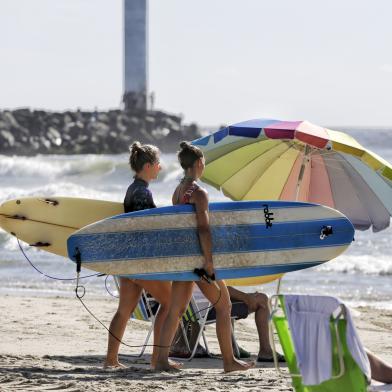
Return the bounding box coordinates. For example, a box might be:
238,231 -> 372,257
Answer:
0,197 -> 282,286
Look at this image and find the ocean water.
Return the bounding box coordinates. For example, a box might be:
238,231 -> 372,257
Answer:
0,129 -> 391,309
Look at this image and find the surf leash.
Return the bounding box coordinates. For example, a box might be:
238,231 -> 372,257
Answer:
74,288 -> 222,351
17,238 -> 103,281
104,275 -> 119,298
193,267 -> 216,284
73,266 -> 222,350
74,287 -> 167,350
17,237 -> 222,350
193,267 -> 223,314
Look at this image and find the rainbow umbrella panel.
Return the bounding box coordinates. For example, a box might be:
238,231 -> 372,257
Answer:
193,119 -> 392,232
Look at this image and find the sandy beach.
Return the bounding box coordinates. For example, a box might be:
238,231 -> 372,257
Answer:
1,0 -> 392,390
0,294 -> 391,391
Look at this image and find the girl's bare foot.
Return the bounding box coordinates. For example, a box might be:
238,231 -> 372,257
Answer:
168,358 -> 183,369
103,361 -> 127,370
154,360 -> 182,372
224,358 -> 255,373
151,358 -> 183,370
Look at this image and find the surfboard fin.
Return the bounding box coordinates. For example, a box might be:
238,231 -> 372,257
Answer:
29,241 -> 51,247
38,198 -> 59,206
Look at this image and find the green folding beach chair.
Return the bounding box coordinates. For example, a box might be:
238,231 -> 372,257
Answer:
268,294 -> 368,392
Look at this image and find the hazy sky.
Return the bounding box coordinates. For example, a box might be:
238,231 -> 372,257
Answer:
1,0 -> 392,127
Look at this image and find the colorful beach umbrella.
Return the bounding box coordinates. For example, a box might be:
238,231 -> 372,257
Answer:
193,119 -> 392,233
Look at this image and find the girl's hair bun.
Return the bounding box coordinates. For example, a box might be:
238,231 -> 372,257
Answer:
128,141 -> 160,173
130,141 -> 142,153
179,141 -> 190,149
177,141 -> 204,170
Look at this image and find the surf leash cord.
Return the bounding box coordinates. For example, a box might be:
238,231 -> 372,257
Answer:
17,238 -> 103,281
74,265 -> 222,350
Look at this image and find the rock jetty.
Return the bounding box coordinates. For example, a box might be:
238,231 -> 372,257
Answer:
0,108 -> 202,155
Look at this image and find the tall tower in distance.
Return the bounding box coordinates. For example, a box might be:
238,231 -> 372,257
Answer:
123,0 -> 148,111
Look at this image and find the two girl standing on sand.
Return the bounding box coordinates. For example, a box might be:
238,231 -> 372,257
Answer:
104,140 -> 253,372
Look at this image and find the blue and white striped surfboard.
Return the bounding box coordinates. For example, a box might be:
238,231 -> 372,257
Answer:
67,201 -> 354,281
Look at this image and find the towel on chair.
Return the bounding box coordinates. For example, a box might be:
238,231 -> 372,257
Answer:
284,295 -> 370,386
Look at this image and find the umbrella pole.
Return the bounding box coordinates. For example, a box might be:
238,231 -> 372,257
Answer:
275,276 -> 282,295
295,145 -> 312,201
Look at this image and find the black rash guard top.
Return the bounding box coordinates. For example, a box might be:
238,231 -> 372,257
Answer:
123,177 -> 156,213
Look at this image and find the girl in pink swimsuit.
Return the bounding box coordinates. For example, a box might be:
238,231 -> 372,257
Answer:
155,141 -> 254,373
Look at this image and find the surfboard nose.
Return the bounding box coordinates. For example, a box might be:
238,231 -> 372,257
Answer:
0,200 -> 8,219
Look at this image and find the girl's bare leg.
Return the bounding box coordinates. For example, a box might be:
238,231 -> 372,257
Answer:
138,280 -> 181,369
155,281 -> 194,371
197,280 -> 254,372
104,278 -> 142,368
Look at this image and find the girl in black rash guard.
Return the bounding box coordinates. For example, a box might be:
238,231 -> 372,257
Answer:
124,176 -> 156,213
104,141 -> 180,370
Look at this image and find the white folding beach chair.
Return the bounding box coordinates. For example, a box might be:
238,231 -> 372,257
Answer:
113,276 -> 159,357
172,287 -> 242,361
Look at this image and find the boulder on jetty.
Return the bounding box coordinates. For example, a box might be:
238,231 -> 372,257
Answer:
0,107 -> 203,155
